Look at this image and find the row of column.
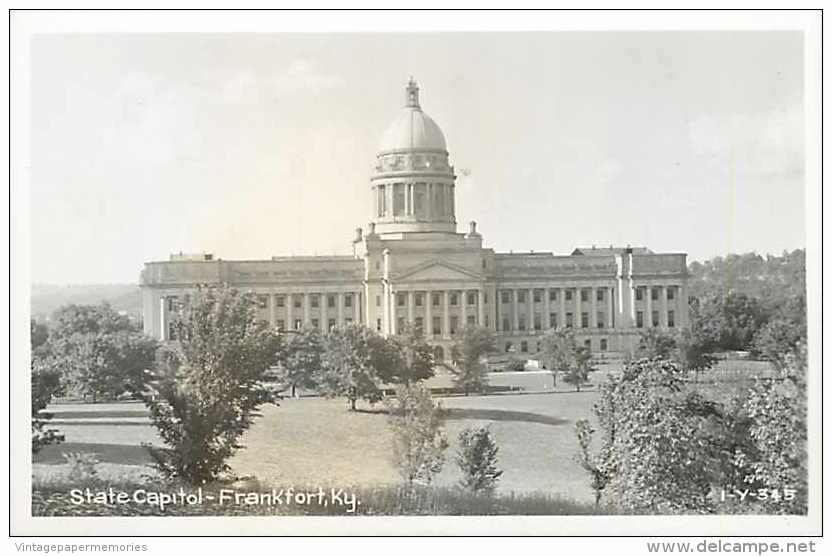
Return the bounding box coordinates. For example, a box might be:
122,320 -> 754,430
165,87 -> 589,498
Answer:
496,286 -> 616,333
269,291 -> 362,331
630,284 -> 685,329
376,182 -> 453,220
387,288 -> 486,337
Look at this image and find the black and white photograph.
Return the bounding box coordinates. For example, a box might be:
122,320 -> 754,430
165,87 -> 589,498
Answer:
9,9 -> 822,540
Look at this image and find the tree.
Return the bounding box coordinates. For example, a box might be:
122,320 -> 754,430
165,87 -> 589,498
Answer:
574,419 -> 608,508
751,317 -> 806,371
539,328 -> 578,389
387,384 -> 448,487
456,426 -> 503,495
450,326 -> 496,395
39,303 -> 158,401
31,320 -> 63,454
278,327 -> 321,397
317,325 -> 387,411
383,325 -> 435,386
634,328 -> 677,359
143,285 -> 282,484
562,345 -> 595,392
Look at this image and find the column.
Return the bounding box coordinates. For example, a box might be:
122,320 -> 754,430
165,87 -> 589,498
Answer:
355,291 -> 361,324
645,284 -> 653,328
543,286 -> 551,330
629,280 -> 637,326
321,292 -> 328,330
425,290 -> 433,338
512,289 -> 519,332
407,290 -> 414,327
679,283 -> 689,328
460,290 -> 467,328
337,292 -> 344,327
559,288 -> 566,329
490,284 -> 498,331
287,293 -> 294,330
527,288 -> 534,332
426,184 -> 433,220
303,292 -> 311,327
159,297 -> 168,341
390,290 -> 398,335
608,286 -> 614,329
443,290 -> 450,339
591,287 -> 598,329
661,286 -> 668,328
269,294 -> 277,327
575,287 -> 582,329
477,289 -> 485,327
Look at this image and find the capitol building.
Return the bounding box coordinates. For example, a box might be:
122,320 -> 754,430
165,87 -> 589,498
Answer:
141,79 -> 690,358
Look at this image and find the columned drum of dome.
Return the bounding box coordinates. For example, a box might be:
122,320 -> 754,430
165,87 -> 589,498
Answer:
371,79 -> 457,236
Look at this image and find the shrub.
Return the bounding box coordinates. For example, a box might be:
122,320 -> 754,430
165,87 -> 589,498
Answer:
63,452 -> 100,481
451,327 -> 496,395
456,426 -> 503,495
387,384 -> 448,487
143,285 -> 281,484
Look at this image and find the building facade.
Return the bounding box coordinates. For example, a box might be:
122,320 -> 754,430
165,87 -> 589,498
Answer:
141,79 -> 689,358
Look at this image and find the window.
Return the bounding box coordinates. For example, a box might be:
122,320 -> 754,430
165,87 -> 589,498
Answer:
597,312 -> 604,329
667,287 -> 675,300
565,289 -> 573,301
549,313 -> 558,328
652,311 -> 659,327
377,184 -> 386,216
600,339 -> 608,351
517,291 -> 526,303
344,317 -> 353,325
581,312 -> 589,328
520,341 -> 528,353
397,317 -> 405,333
415,293 -> 423,307
276,295 -> 285,308
432,316 -> 441,336
450,293 -> 458,306
375,295 -> 380,307
566,312 -> 574,328
636,311 -> 644,328
484,292 -> 489,304
397,293 -> 406,307
518,317 -> 526,331
294,319 -> 302,331
329,319 -> 337,331
168,323 -> 177,341
415,317 -> 424,333
596,289 -> 604,301
584,339 -> 592,350
467,315 -> 476,327
311,319 -> 319,329
344,294 -> 353,308
450,316 -> 459,335
651,287 -> 659,301
329,294 -> 336,308
311,294 -> 319,308
293,295 -> 302,309
533,289 -> 542,303
501,291 -> 511,303
580,289 -> 588,302
432,293 -> 441,306
376,319 -> 381,332
505,342 -> 513,353
467,291 -> 476,306
256,295 -> 268,309
502,317 -> 510,331
414,183 -> 426,215
636,288 -> 644,301
534,314 -> 541,331
277,320 -> 285,331
393,183 -> 406,216
668,310 -> 675,328
549,289 -> 558,301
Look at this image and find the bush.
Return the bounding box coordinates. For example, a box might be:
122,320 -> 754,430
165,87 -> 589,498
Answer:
504,358 -> 526,373
456,426 -> 503,495
387,384 -> 448,487
143,285 -> 281,485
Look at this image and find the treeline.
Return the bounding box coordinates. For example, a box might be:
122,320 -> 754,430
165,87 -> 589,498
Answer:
686,249 -> 806,361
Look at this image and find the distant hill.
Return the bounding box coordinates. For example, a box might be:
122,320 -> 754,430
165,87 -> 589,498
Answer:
687,249 -> 806,301
31,284 -> 141,320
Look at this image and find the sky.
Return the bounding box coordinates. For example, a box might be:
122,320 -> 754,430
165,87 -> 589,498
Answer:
28,32 -> 806,284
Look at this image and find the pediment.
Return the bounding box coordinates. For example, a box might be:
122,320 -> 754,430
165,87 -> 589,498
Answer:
394,260 -> 483,282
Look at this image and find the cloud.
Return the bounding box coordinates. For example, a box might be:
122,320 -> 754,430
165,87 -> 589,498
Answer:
687,104 -> 803,178
272,59 -> 345,96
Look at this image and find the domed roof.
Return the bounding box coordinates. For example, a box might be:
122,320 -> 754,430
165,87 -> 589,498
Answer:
377,79 -> 447,153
